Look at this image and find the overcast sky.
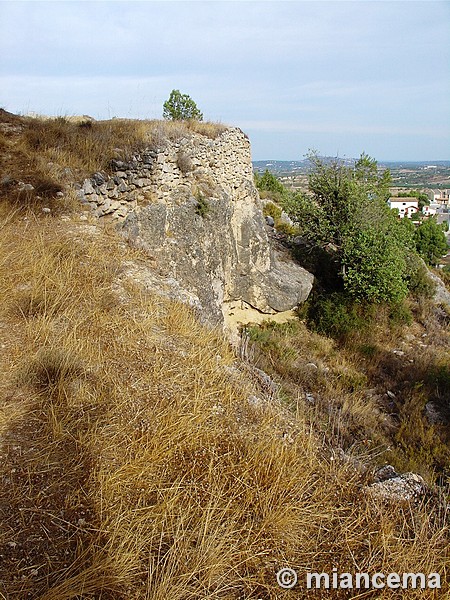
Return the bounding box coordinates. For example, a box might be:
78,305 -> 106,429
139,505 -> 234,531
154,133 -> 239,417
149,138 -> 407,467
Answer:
1,1 -> 449,160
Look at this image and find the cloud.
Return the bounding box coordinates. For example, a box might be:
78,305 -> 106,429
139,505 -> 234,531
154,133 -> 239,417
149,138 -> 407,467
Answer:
0,1 -> 448,160
239,120 -> 450,138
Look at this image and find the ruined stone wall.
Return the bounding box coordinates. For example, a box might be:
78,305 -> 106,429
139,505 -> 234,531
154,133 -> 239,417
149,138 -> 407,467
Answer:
77,128 -> 254,220
78,127 -> 313,327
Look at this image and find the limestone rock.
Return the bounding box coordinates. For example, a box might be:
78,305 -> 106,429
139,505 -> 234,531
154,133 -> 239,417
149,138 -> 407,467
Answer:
77,126 -> 313,327
365,469 -> 427,503
119,129 -> 313,326
428,269 -> 450,307
82,179 -> 95,195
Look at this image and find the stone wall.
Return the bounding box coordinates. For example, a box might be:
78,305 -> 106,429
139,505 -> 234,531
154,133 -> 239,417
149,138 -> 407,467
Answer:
78,127 -> 313,326
77,128 -> 254,221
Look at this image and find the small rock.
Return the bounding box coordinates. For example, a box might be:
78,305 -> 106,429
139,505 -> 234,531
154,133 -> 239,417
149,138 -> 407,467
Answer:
392,349 -> 405,356
115,206 -> 128,218
365,472 -> 427,503
373,464 -> 398,483
110,159 -> 124,170
82,179 -> 95,195
265,215 -> 275,227
42,207 -> 51,213
305,362 -> 318,369
110,200 -> 121,211
92,172 -> 105,185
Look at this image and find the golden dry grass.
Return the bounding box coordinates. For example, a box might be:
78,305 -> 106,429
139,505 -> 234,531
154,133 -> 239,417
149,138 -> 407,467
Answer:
0,111 -> 227,214
246,302 -> 450,483
0,206 -> 448,599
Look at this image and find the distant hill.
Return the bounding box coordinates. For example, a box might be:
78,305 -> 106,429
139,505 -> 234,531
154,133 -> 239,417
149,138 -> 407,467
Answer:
253,158 -> 450,175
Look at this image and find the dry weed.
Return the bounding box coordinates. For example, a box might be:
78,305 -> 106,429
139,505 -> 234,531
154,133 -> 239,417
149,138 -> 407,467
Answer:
0,209 -> 448,599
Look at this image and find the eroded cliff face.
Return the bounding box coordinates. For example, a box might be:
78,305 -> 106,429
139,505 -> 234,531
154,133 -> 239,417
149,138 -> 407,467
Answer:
80,127 -> 313,327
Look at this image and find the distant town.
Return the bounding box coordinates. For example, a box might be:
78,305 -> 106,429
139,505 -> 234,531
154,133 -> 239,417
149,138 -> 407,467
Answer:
253,159 -> 450,199
253,158 -> 450,264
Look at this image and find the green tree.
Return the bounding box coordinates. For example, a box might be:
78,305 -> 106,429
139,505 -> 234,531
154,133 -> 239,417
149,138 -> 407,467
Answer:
414,217 -> 448,265
256,169 -> 286,196
285,152 -> 413,303
163,90 -> 203,121
342,226 -> 409,302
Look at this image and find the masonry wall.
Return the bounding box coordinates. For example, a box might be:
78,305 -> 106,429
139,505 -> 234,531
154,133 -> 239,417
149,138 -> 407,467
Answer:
77,126 -> 313,327
77,128 -> 254,220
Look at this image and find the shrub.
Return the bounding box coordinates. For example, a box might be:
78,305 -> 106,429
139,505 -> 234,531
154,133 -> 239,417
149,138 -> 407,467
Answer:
406,259 -> 436,299
262,201 -> 282,221
306,292 -> 367,340
440,265 -> 450,291
388,301 -> 413,327
414,217 -> 448,265
285,153 -> 414,304
176,151 -> 193,174
342,226 -> 409,303
195,193 -> 210,218
256,169 -> 286,196
163,89 -> 203,121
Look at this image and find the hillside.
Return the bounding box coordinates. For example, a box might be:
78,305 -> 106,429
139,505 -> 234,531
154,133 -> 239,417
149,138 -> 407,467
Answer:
0,112 -> 449,599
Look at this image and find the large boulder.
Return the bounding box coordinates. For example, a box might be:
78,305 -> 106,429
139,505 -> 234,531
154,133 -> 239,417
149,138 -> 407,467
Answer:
120,128 -> 313,326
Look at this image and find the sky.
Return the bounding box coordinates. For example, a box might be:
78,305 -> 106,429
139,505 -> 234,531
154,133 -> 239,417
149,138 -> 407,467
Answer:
0,0 -> 449,161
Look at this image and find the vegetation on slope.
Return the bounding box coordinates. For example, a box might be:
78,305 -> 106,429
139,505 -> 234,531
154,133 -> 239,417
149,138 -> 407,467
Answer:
0,113 -> 448,598
253,158 -> 450,484
0,206 -> 448,599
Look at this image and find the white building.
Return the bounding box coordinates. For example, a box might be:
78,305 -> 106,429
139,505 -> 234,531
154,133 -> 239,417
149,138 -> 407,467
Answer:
388,198 -> 419,218
422,203 -> 440,217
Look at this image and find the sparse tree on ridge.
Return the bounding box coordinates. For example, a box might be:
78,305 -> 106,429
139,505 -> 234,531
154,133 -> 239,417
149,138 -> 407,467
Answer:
163,90 -> 203,121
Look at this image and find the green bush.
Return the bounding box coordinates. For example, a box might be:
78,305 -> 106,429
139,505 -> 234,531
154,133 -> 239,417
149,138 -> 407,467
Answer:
163,89 -> 203,121
195,193 -> 210,218
414,217 -> 448,266
306,292 -> 367,340
256,170 -> 286,196
406,260 -> 436,299
440,265 -> 450,291
389,301 -> 413,327
263,201 -> 282,221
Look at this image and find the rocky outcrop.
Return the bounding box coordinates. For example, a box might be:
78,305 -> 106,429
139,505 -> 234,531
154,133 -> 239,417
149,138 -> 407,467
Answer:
428,269 -> 450,307
365,466 -> 428,503
79,127 -> 313,327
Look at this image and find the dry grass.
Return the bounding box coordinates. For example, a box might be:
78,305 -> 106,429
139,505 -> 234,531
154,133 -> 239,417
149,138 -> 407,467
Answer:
0,207 -> 448,599
0,110 -> 226,214
246,304 -> 450,484
0,109 -> 448,597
